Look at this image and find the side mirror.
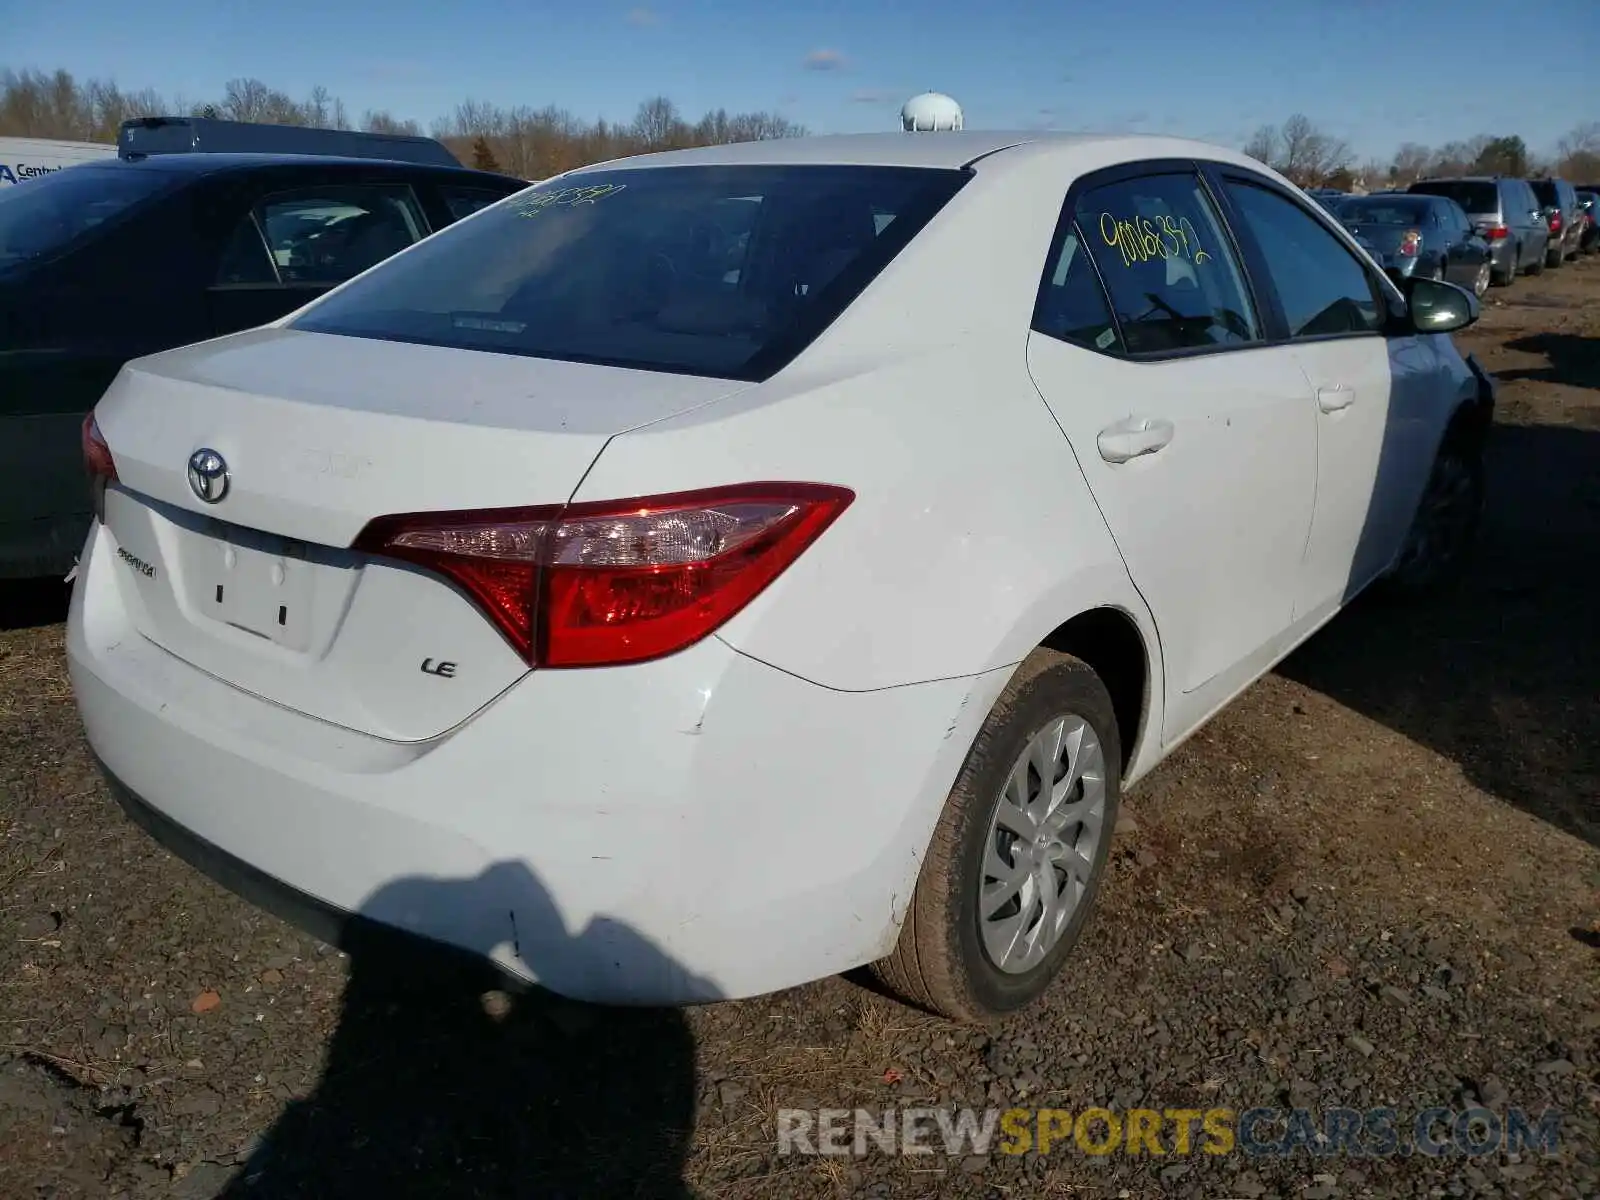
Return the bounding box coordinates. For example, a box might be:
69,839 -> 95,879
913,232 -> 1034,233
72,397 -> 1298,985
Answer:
1402,276 -> 1479,334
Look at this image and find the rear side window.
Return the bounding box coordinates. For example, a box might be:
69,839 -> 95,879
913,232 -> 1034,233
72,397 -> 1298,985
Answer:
1034,223 -> 1121,353
1223,181 -> 1383,338
1409,180 -> 1498,213
0,166 -> 174,269
217,184 -> 427,287
1074,172 -> 1260,355
290,165 -> 969,381
1339,197 -> 1434,226
1440,200 -> 1470,234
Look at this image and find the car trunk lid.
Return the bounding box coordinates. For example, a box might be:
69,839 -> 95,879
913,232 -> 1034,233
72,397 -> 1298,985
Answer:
92,326 -> 749,740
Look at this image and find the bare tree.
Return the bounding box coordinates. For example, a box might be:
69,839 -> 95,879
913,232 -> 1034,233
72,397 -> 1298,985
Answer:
1243,124 -> 1278,167
364,110 -> 422,137
1241,114 -> 1352,187
1391,142 -> 1433,185
1556,121 -> 1600,181
631,96 -> 687,150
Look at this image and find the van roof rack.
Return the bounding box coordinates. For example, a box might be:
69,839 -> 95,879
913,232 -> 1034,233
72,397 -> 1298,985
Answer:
117,116 -> 461,168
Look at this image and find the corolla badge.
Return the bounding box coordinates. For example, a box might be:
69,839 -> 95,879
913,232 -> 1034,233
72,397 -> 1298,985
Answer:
187,447 -> 230,504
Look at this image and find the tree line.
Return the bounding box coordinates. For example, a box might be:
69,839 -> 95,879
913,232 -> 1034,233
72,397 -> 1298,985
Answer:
1245,113 -> 1600,190
5,68 -> 1597,189
0,67 -> 808,179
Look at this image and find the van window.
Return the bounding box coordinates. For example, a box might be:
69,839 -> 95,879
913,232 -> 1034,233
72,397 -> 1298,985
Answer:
1408,180 -> 1498,213
290,165 -> 969,381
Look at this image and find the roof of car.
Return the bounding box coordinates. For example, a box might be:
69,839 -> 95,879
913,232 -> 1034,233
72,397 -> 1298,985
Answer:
74,153 -> 517,185
560,131 -> 1259,174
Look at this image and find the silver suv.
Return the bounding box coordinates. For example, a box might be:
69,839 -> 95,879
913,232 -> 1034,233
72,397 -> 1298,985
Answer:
1529,177 -> 1583,266
1406,176 -> 1550,286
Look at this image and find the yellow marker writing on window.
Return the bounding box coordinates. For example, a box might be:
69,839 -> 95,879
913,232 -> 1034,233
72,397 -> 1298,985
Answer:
1098,211 -> 1210,267
511,183 -> 628,217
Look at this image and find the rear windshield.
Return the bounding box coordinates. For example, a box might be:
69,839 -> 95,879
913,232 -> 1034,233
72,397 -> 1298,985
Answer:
290,164 -> 969,380
1528,180 -> 1558,206
1408,180 -> 1496,212
0,165 -> 173,270
1337,197 -> 1433,224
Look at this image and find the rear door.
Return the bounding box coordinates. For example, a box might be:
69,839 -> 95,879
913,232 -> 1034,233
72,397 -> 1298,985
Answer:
205,179 -> 430,335
1025,162 -> 1319,742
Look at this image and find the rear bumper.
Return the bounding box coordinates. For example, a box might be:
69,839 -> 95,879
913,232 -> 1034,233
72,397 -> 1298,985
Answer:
67,520 -> 1007,1005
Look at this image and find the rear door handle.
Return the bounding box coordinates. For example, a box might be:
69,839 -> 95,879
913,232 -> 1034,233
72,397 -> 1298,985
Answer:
1317,386 -> 1355,413
1096,416 -> 1175,463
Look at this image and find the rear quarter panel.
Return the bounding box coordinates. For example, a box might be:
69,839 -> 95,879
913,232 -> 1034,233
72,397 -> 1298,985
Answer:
570,147 -> 1165,702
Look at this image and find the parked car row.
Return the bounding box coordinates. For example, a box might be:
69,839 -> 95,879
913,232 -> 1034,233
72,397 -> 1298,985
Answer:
1315,173 -> 1598,295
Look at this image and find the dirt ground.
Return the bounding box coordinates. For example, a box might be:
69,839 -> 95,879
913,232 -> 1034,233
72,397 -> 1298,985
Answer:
2,259 -> 1598,1200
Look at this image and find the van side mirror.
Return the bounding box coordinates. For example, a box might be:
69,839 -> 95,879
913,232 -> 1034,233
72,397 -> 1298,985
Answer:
1401,276 -> 1478,334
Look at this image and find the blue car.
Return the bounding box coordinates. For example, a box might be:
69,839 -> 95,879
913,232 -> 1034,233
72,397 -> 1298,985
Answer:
1332,193 -> 1494,297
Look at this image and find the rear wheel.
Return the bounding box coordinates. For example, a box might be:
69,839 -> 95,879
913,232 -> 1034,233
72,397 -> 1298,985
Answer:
870,648 -> 1121,1022
1527,246 -> 1546,275
1472,260 -> 1491,297
1546,240 -> 1564,268
1491,246 -> 1517,286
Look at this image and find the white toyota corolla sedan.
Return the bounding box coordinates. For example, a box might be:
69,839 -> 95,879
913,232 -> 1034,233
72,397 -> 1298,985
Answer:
68,131 -> 1493,1021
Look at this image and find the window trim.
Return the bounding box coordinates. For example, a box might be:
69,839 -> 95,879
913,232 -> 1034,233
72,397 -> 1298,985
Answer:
1029,157 -> 1273,364
210,181 -> 429,293
211,208 -> 282,289
1204,163 -> 1408,346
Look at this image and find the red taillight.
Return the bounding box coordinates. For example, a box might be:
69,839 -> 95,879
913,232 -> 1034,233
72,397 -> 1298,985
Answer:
1548,213 -> 1562,233
1398,229 -> 1422,257
82,412 -> 117,522
352,483 -> 854,668
1484,225 -> 1509,241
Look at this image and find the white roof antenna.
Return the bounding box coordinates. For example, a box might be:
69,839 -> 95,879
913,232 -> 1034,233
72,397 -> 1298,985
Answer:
901,92 -> 963,132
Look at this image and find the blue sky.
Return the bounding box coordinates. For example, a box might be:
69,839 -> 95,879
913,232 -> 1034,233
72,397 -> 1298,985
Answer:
3,0 -> 1594,161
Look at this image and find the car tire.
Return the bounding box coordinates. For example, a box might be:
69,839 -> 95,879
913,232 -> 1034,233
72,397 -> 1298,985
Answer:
1492,245 -> 1518,286
869,648 -> 1122,1023
1472,260 -> 1491,297
1546,241 -> 1563,268
1379,423 -> 1486,599
1527,247 -> 1546,275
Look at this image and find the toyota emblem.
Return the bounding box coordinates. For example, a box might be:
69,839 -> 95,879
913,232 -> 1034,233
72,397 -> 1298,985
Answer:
187,448 -> 230,504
